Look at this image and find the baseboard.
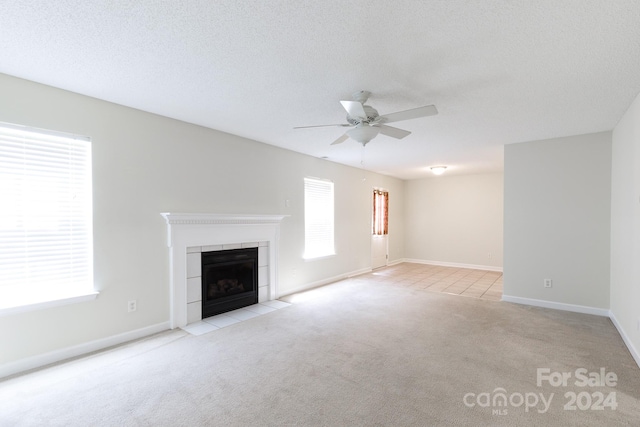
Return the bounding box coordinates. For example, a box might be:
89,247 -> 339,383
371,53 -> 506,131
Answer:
0,321 -> 170,380
280,267 -> 372,297
402,258 -> 503,272
348,267 -> 373,278
487,295 -> 639,370
609,311 -> 640,369
501,294 -> 610,317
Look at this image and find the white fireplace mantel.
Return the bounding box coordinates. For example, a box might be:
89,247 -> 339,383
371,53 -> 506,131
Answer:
161,213 -> 288,328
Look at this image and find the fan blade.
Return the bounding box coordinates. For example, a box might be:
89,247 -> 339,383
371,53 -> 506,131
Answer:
378,125 -> 411,140
294,124 -> 351,129
379,105 -> 438,124
330,134 -> 349,145
340,100 -> 367,119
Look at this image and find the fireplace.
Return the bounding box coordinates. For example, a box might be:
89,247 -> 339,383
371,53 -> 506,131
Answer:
201,247 -> 258,318
161,213 -> 287,328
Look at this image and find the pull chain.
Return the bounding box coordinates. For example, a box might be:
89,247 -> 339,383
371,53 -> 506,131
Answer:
361,144 -> 367,181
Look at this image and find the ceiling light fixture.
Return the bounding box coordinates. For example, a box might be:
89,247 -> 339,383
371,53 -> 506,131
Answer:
430,166 -> 447,175
346,124 -> 380,146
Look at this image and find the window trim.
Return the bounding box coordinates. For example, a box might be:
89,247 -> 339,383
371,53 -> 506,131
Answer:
0,291 -> 98,317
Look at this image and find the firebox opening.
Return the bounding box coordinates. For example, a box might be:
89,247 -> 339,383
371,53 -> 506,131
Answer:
201,247 -> 258,318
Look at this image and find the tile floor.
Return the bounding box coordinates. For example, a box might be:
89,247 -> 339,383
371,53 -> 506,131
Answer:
182,299 -> 291,336
360,262 -> 503,301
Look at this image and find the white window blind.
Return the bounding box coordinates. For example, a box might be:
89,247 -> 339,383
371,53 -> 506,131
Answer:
304,177 -> 335,259
0,123 -> 94,310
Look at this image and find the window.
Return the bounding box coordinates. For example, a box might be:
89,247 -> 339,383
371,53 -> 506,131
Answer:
0,122 -> 95,313
372,189 -> 388,235
304,177 -> 334,259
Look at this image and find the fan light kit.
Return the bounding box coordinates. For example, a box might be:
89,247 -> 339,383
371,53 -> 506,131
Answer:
431,166 -> 447,175
294,90 -> 438,146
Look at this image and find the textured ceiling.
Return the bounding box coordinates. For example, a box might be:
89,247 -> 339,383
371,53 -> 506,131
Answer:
1,1 -> 640,179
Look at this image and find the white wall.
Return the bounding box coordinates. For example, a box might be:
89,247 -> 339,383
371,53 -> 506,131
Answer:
0,73 -> 404,367
610,91 -> 640,362
403,173 -> 504,269
503,132 -> 611,310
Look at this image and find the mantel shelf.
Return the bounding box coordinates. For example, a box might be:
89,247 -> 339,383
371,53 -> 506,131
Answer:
161,213 -> 289,225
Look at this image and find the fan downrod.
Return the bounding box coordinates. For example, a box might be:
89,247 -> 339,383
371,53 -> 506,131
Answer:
352,90 -> 371,104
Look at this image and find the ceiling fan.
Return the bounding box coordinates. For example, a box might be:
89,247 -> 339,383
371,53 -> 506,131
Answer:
294,90 -> 438,146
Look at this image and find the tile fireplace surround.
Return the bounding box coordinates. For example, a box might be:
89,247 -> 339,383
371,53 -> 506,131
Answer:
161,213 -> 288,329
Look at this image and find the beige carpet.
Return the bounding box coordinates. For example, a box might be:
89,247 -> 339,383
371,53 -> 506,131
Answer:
1,276 -> 639,426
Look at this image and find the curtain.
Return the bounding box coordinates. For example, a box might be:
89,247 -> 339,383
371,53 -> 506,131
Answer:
372,189 -> 389,235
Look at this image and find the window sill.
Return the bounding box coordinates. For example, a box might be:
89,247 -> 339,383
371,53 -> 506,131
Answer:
0,291 -> 99,317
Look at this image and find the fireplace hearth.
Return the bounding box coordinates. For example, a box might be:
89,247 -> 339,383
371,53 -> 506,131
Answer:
201,247 -> 258,318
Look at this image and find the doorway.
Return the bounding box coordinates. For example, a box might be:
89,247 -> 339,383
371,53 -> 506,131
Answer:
371,188 -> 389,269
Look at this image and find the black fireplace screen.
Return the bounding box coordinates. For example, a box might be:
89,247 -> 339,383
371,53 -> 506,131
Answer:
201,247 -> 258,318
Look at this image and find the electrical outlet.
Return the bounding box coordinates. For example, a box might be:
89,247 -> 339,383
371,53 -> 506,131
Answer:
128,300 -> 137,313
544,279 -> 552,288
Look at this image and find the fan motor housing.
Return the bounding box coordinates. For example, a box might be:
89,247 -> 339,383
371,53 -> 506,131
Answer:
347,105 -> 379,125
